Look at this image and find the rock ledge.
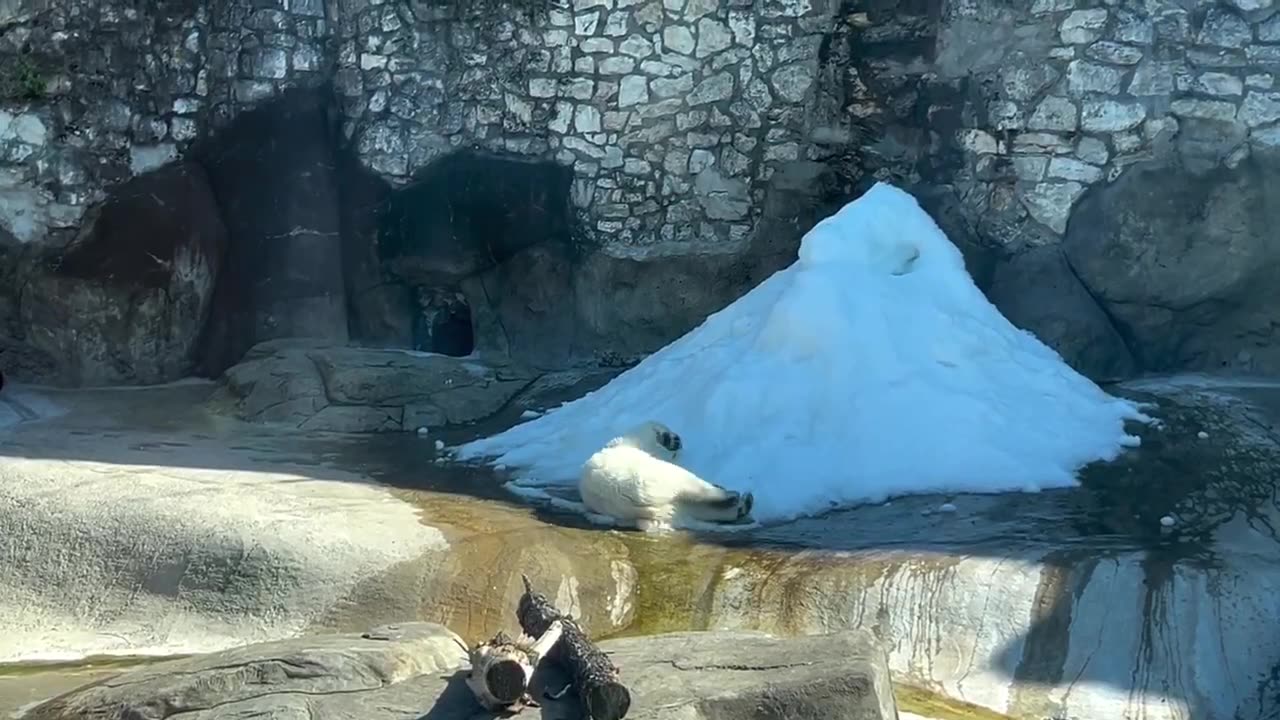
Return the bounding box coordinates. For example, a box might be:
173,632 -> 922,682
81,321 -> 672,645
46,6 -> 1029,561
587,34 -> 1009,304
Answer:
209,339 -> 536,432
26,623 -> 898,720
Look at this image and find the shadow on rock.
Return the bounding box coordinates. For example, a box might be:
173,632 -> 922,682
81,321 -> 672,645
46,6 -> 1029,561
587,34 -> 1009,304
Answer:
419,670 -> 499,720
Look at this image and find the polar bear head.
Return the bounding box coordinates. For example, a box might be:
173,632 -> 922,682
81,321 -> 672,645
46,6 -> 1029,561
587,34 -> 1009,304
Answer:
606,420 -> 683,461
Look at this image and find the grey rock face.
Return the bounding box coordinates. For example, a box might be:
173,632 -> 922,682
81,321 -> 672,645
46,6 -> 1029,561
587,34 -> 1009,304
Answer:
215,341 -> 534,432
1064,159 -> 1280,373
16,162 -> 225,386
24,624 -> 898,720
988,245 -> 1135,382
693,166 -> 752,220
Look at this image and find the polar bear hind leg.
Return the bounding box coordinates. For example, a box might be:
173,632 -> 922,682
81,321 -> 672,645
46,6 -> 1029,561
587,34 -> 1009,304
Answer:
677,482 -> 754,524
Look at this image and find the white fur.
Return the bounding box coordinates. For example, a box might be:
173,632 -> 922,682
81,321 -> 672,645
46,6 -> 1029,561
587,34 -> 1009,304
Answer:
602,420 -> 681,460
579,421 -> 752,532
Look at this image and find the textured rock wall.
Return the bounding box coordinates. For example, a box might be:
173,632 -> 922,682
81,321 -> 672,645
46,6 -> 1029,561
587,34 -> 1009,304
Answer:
818,0 -> 1280,377
4,0 -> 1278,253
0,0 -> 328,248
4,0 -> 1280,384
821,0 -> 1280,244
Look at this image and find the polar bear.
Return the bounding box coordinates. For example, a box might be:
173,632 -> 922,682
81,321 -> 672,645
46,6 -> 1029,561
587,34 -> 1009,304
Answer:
579,421 -> 754,532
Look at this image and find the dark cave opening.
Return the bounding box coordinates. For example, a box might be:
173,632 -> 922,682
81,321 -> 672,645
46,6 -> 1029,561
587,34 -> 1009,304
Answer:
376,151 -> 577,361
413,287 -> 474,357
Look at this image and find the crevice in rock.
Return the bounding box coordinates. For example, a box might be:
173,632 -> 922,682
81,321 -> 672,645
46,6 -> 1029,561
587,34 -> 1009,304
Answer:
413,286 -> 474,357
668,659 -> 817,672
1060,239 -> 1143,376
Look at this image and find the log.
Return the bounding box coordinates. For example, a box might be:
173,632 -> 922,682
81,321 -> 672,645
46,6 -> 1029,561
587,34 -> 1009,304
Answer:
457,619 -> 564,713
517,574 -> 632,720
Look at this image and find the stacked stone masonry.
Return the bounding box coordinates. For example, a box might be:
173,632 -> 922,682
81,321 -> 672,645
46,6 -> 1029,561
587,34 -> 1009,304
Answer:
968,0 -> 1280,238
0,0 -> 328,247
0,0 -> 330,243
3,0 -> 1280,255
814,0 -> 1280,251
334,0 -> 835,257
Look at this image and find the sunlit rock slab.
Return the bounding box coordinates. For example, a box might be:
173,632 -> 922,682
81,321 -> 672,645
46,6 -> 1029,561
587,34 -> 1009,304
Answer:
0,380 -> 637,663
23,623 -> 899,720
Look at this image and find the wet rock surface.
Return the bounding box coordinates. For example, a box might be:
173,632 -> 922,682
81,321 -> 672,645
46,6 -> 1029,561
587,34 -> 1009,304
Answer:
443,376 -> 1280,720
0,377 -> 637,663
23,623 -> 898,720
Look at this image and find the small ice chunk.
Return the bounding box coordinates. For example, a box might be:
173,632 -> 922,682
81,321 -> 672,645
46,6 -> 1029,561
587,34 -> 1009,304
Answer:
434,440 -> 445,450
938,502 -> 957,513
1160,514 -> 1176,527
1196,431 -> 1209,439
416,427 -> 429,436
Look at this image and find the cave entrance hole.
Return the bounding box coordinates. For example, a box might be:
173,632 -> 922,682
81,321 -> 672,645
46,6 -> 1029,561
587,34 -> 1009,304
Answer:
377,151 -> 577,361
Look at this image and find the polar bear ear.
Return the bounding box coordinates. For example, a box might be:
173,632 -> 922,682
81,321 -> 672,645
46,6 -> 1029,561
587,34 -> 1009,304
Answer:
656,428 -> 682,453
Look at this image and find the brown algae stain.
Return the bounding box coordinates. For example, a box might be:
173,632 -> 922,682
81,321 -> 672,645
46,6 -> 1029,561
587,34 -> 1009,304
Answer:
0,653 -> 186,678
896,683 -> 1019,720
603,533 -> 737,638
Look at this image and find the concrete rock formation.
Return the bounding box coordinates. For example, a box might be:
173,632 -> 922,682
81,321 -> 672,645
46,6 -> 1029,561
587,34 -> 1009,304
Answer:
1064,157 -> 1280,374
17,162 -> 227,386
6,360 -> 1280,719
209,339 -> 537,432
987,244 -> 1135,381
23,623 -> 900,720
0,381 -> 640,662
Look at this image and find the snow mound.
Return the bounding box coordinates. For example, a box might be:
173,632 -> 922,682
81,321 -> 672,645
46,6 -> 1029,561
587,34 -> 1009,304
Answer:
456,182 -> 1152,524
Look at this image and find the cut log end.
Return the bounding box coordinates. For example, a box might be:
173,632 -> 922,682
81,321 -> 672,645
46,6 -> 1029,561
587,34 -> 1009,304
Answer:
485,659 -> 529,706
586,680 -> 632,720
460,620 -> 565,713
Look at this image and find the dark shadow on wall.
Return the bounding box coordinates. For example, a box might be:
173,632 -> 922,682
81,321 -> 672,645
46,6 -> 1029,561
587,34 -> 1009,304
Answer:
367,149 -> 809,371
191,85 -> 351,377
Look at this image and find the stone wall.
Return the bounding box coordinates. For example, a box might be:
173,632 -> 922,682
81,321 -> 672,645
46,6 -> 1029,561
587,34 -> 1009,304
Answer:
818,0 -> 1280,377
0,0 -> 845,258
4,0 -> 1280,384
5,0 -> 1280,258
0,0 -> 328,248
818,0 -> 1280,246
335,0 -> 835,257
